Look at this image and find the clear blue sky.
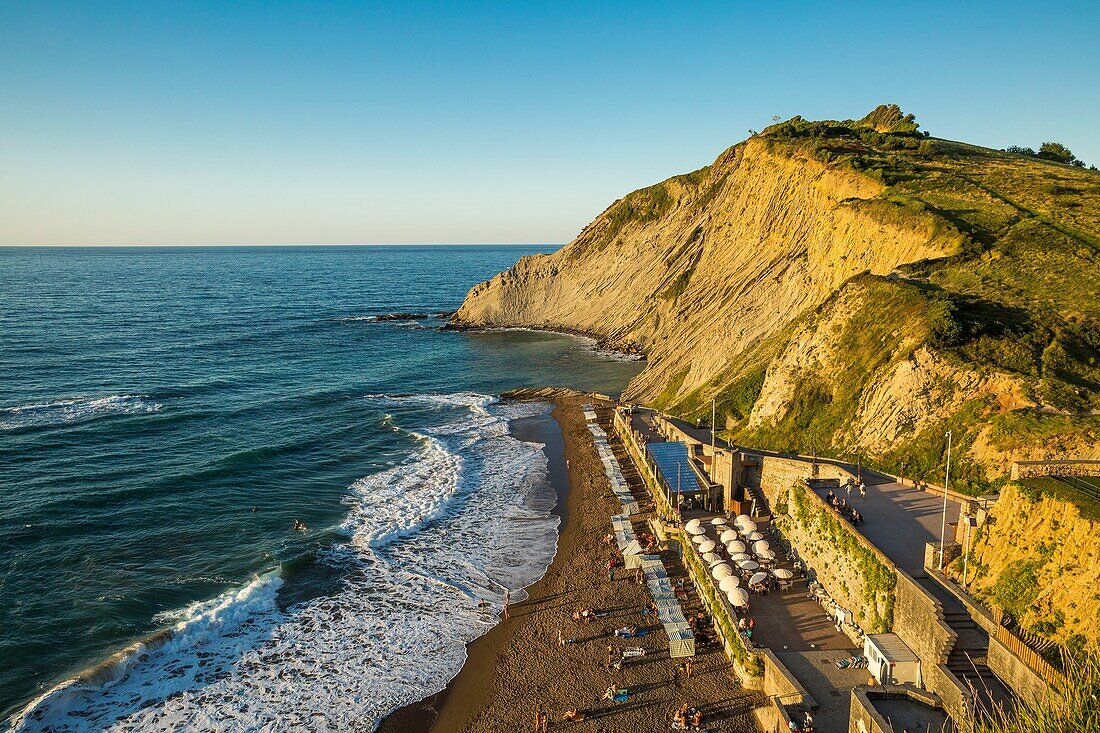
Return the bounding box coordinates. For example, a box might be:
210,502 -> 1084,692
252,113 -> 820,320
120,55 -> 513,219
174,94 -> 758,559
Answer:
2,1 -> 1097,246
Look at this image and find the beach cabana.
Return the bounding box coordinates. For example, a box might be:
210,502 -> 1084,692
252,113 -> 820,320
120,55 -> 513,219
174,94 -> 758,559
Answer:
734,514 -> 752,526
622,539 -> 645,569
691,533 -> 707,544
756,548 -> 776,561
667,623 -> 695,658
752,540 -> 770,553
697,540 -> 717,554
738,559 -> 759,571
712,564 -> 734,580
744,531 -> 764,542
719,529 -> 739,543
730,553 -> 752,562
726,540 -> 747,554
685,518 -> 702,532
738,519 -> 758,532
710,517 -> 726,525
772,568 -> 794,579
702,552 -> 721,565
748,572 -> 768,586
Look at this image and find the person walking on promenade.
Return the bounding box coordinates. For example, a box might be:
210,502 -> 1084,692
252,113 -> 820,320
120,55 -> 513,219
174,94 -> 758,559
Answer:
859,482 -> 866,499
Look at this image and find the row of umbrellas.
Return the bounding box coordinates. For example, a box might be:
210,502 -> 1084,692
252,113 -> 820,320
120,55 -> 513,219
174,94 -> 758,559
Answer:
685,515 -> 795,609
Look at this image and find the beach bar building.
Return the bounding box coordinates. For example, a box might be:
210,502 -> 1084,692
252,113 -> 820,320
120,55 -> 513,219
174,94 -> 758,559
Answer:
645,441 -> 707,509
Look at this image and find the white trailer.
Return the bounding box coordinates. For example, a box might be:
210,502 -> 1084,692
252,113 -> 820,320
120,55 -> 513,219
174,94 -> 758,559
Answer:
864,633 -> 921,686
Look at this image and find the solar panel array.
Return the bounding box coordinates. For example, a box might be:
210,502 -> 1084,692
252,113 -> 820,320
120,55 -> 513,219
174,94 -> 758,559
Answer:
646,441 -> 705,495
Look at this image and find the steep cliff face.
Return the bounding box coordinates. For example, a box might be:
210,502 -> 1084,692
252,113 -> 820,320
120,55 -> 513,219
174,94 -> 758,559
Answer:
456,107 -> 1100,489
947,482 -> 1100,651
458,135 -> 956,397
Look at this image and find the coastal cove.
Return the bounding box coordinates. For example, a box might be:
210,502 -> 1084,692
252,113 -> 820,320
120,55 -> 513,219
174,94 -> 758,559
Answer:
0,246 -> 644,729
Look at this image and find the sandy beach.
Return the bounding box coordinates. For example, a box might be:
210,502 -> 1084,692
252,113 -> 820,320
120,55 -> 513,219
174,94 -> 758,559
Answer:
379,392 -> 763,732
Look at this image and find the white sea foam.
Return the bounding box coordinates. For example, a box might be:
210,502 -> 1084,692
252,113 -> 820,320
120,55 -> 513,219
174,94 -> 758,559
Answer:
10,394 -> 559,733
0,395 -> 162,431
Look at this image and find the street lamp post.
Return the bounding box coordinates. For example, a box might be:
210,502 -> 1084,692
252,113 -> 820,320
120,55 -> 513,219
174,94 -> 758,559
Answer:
938,430 -> 953,570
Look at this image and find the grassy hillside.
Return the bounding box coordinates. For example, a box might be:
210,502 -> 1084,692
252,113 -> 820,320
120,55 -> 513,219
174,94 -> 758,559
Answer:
651,109 -> 1100,493
458,106 -> 1100,494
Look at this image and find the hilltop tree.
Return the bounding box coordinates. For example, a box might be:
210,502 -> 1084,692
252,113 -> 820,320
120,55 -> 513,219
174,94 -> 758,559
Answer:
1038,142 -> 1077,164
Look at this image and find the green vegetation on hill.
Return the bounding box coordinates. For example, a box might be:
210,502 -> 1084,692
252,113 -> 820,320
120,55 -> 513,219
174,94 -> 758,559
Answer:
653,106 -> 1100,495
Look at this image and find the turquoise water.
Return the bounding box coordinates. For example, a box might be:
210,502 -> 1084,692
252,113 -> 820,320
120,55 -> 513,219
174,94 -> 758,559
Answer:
0,246 -> 642,730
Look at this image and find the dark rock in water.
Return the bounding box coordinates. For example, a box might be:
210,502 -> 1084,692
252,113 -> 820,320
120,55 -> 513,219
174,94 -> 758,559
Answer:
375,312 -> 429,321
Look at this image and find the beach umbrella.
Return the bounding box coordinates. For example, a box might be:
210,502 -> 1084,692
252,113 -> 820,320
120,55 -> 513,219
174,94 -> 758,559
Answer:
703,552 -> 721,565
697,540 -> 717,554
712,564 -> 734,580
734,514 -> 752,527
726,540 -> 747,554
749,571 -> 768,586
745,531 -> 764,541
710,517 -> 727,525
728,588 -> 750,608
687,524 -> 707,536
730,553 -> 752,562
752,540 -> 770,553
738,519 -> 758,532
719,529 -> 739,544
718,576 -> 741,592
738,559 -> 759,571
685,518 -> 702,532
756,548 -> 776,560
691,533 -> 707,545
772,568 -> 794,579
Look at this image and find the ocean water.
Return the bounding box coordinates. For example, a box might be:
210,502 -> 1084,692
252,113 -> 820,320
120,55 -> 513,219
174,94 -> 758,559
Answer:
0,246 -> 642,731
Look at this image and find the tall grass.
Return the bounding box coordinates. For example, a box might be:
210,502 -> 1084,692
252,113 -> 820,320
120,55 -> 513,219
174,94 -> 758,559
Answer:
976,656 -> 1100,733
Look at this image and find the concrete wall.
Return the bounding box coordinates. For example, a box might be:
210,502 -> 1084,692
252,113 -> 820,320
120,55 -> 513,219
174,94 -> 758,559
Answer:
771,480 -> 896,633
892,573 -> 974,728
761,648 -> 816,709
848,687 -> 947,733
987,636 -> 1050,707
753,698 -> 793,733
1012,459 -> 1100,479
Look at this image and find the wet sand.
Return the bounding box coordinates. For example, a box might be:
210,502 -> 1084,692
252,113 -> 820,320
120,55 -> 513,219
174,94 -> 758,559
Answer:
379,394 -> 762,732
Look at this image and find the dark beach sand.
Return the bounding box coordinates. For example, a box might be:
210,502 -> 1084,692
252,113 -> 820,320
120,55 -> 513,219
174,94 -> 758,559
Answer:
379,395 -> 762,733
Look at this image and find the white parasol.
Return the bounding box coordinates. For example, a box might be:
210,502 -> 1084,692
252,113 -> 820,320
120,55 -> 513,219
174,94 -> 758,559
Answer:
728,588 -> 750,608
712,564 -> 734,580
718,576 -> 741,592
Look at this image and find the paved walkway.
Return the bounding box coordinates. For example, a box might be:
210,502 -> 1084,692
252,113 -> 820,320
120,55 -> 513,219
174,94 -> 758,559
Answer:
775,651 -> 869,733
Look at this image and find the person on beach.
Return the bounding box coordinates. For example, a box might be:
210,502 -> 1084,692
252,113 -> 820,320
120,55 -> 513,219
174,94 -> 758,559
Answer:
606,643 -> 614,667
562,707 -> 584,722
558,628 -> 566,647
504,590 -> 510,620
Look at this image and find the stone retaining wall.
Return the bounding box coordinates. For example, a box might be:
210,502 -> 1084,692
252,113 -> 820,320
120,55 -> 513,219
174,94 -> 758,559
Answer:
1011,459 -> 1100,479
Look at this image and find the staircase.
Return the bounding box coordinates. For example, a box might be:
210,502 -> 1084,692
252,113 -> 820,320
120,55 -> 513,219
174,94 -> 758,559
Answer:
920,579 -> 1014,721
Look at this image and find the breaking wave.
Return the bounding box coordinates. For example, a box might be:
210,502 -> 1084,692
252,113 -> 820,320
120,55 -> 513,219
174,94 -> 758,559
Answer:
9,394 -> 558,732
0,395 -> 162,431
